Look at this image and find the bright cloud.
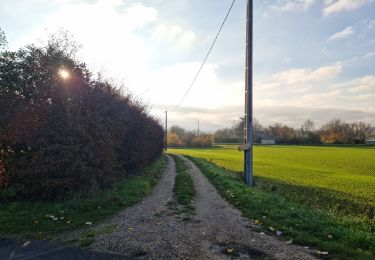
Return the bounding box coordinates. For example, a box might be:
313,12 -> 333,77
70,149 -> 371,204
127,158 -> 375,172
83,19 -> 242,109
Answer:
328,26 -> 354,41
270,0 -> 316,12
152,24 -> 197,49
254,64 -> 344,106
323,0 -> 373,16
271,64 -> 342,85
339,75 -> 375,93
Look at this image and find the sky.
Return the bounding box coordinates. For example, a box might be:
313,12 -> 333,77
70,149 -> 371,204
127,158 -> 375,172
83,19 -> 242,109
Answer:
1,0 -> 375,132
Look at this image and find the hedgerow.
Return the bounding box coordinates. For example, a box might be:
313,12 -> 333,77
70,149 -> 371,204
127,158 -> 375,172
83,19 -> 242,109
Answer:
0,32 -> 163,200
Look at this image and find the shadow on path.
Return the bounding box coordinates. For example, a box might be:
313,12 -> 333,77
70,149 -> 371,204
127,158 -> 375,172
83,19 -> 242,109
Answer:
0,237 -> 131,260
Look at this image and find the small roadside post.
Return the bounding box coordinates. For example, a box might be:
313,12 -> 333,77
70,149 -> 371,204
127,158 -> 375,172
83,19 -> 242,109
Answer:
165,111 -> 168,151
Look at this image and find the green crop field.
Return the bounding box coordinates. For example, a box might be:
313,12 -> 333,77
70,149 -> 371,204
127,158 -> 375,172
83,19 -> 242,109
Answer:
169,145 -> 375,218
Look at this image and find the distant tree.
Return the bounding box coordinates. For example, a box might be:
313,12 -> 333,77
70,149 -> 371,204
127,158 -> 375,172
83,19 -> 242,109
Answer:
167,132 -> 185,147
0,28 -> 6,51
351,121 -> 372,144
232,117 -> 263,143
266,123 -> 298,144
170,126 -> 186,141
300,119 -> 321,144
233,116 -> 245,141
169,125 -> 213,147
214,128 -> 238,143
191,134 -> 214,147
301,119 -> 314,133
320,119 -> 352,144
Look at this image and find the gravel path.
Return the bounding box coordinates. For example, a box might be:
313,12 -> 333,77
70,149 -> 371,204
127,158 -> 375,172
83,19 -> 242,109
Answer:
91,154 -> 316,259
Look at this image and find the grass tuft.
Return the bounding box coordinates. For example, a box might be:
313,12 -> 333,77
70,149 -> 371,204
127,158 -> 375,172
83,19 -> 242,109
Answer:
170,154 -> 196,218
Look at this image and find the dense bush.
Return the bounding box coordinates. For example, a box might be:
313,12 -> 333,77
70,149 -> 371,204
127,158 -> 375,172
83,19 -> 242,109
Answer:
0,32 -> 163,200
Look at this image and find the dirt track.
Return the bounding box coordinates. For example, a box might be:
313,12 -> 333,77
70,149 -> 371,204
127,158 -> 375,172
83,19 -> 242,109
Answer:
90,154 -> 316,259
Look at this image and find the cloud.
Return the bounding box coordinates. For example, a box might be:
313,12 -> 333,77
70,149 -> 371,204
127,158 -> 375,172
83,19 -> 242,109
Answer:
141,62 -> 243,109
337,75 -> 375,93
152,24 -> 197,49
271,64 -> 342,86
152,105 -> 243,132
251,65 -> 375,127
254,105 -> 375,127
363,52 -> 375,59
323,0 -> 373,16
270,0 -> 316,12
328,26 -> 354,41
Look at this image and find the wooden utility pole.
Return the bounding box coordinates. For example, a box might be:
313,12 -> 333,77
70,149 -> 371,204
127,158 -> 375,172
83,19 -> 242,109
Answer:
165,111 -> 168,151
244,0 -> 254,186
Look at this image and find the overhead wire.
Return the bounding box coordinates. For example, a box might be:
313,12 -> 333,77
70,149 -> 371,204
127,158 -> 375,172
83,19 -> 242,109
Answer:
173,0 -> 237,111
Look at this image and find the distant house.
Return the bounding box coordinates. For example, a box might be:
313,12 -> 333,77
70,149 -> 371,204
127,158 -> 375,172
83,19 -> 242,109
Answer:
261,138 -> 276,145
365,138 -> 375,145
256,131 -> 276,145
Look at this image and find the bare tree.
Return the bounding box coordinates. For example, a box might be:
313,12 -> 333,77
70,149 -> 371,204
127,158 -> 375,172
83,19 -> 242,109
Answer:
301,119 -> 314,133
351,122 -> 372,144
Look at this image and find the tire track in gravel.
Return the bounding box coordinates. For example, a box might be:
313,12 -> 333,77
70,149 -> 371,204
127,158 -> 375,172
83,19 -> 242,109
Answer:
178,155 -> 316,260
90,154 -> 316,259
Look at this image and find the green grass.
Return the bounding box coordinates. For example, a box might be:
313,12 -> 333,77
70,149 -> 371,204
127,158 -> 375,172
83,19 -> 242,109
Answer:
187,156 -> 375,259
169,145 -> 375,218
0,156 -> 166,238
170,154 -> 196,219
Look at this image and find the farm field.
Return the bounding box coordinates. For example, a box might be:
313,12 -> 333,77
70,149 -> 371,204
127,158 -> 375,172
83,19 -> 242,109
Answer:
169,145 -> 375,218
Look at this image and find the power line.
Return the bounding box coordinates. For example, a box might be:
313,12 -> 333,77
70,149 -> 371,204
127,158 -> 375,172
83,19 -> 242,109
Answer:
173,0 -> 237,111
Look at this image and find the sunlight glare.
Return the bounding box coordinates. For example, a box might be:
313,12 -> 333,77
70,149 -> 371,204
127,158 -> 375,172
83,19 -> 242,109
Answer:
59,69 -> 70,80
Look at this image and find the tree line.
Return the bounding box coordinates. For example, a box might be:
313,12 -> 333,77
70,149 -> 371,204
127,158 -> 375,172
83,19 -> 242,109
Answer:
167,117 -> 373,147
215,117 -> 374,145
0,29 -> 164,201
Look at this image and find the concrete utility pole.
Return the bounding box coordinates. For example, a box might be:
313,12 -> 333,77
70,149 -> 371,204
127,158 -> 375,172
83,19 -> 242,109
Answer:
165,111 -> 168,151
197,121 -> 200,135
244,0 -> 254,186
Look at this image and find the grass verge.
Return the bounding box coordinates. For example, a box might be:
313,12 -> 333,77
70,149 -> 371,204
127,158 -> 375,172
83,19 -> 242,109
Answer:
187,155 -> 375,260
170,154 -> 196,220
0,156 -> 166,238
